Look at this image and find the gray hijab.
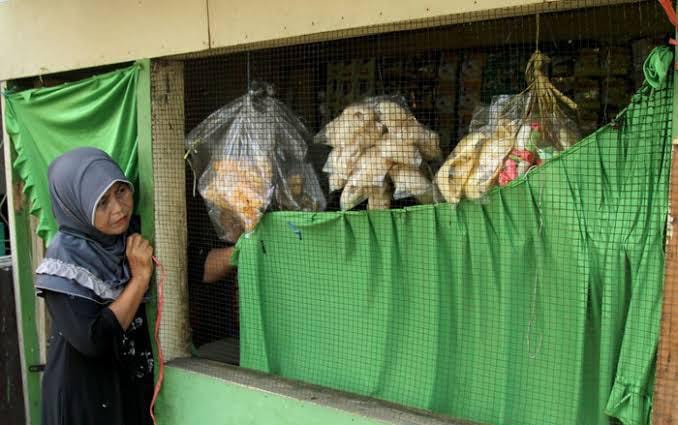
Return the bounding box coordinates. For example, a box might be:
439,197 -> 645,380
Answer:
35,147 -> 133,303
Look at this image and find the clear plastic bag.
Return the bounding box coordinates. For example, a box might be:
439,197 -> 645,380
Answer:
316,96 -> 442,210
436,51 -> 580,204
186,82 -> 326,241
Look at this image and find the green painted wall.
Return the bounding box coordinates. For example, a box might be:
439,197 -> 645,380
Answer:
155,366 -> 396,425
2,123 -> 43,425
10,200 -> 42,425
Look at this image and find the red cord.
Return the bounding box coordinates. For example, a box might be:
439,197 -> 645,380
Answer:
149,256 -> 166,425
660,0 -> 678,27
659,0 -> 678,44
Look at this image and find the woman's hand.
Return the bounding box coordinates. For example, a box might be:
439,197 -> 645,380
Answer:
126,234 -> 153,287
110,235 -> 154,330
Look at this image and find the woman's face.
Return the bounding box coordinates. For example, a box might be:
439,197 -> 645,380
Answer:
93,182 -> 133,235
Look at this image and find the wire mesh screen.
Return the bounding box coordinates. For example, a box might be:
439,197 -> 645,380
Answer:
151,1 -> 676,424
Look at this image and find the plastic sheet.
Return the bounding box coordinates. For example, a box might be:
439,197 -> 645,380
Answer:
186,82 -> 326,241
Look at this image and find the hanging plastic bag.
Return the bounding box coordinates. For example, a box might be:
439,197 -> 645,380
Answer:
186,82 -> 326,241
436,51 -> 580,203
316,96 -> 442,210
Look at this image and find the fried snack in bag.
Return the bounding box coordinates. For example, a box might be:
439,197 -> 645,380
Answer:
187,82 -> 326,241
325,104 -> 384,149
463,126 -> 515,199
390,164 -> 434,202
200,158 -> 272,241
339,146 -> 392,210
376,100 -> 442,161
435,132 -> 486,203
377,133 -> 423,168
367,180 -> 393,210
435,51 -> 580,203
317,96 -> 441,210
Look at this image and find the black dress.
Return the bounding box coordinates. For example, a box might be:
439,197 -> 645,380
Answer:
41,289 -> 154,425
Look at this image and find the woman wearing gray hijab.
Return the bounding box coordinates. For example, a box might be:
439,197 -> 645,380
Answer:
35,147 -> 154,425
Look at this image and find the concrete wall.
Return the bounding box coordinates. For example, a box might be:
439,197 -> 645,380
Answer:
156,359 -> 471,425
0,0 -> 558,80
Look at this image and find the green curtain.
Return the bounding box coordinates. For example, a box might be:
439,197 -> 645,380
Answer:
235,48 -> 672,425
3,64 -> 140,243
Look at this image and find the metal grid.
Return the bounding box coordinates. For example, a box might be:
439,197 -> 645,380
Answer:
149,1 -> 676,424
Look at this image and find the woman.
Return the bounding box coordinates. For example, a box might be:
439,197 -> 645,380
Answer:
35,147 -> 154,425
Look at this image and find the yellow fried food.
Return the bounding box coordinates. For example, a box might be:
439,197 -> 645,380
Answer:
201,159 -> 272,234
389,164 -> 433,200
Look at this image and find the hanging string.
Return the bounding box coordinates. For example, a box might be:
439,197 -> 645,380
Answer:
247,52 -> 251,92
535,13 -> 540,52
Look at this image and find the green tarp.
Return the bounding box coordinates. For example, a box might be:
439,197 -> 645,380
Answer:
3,64 -> 140,243
235,49 -> 673,425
